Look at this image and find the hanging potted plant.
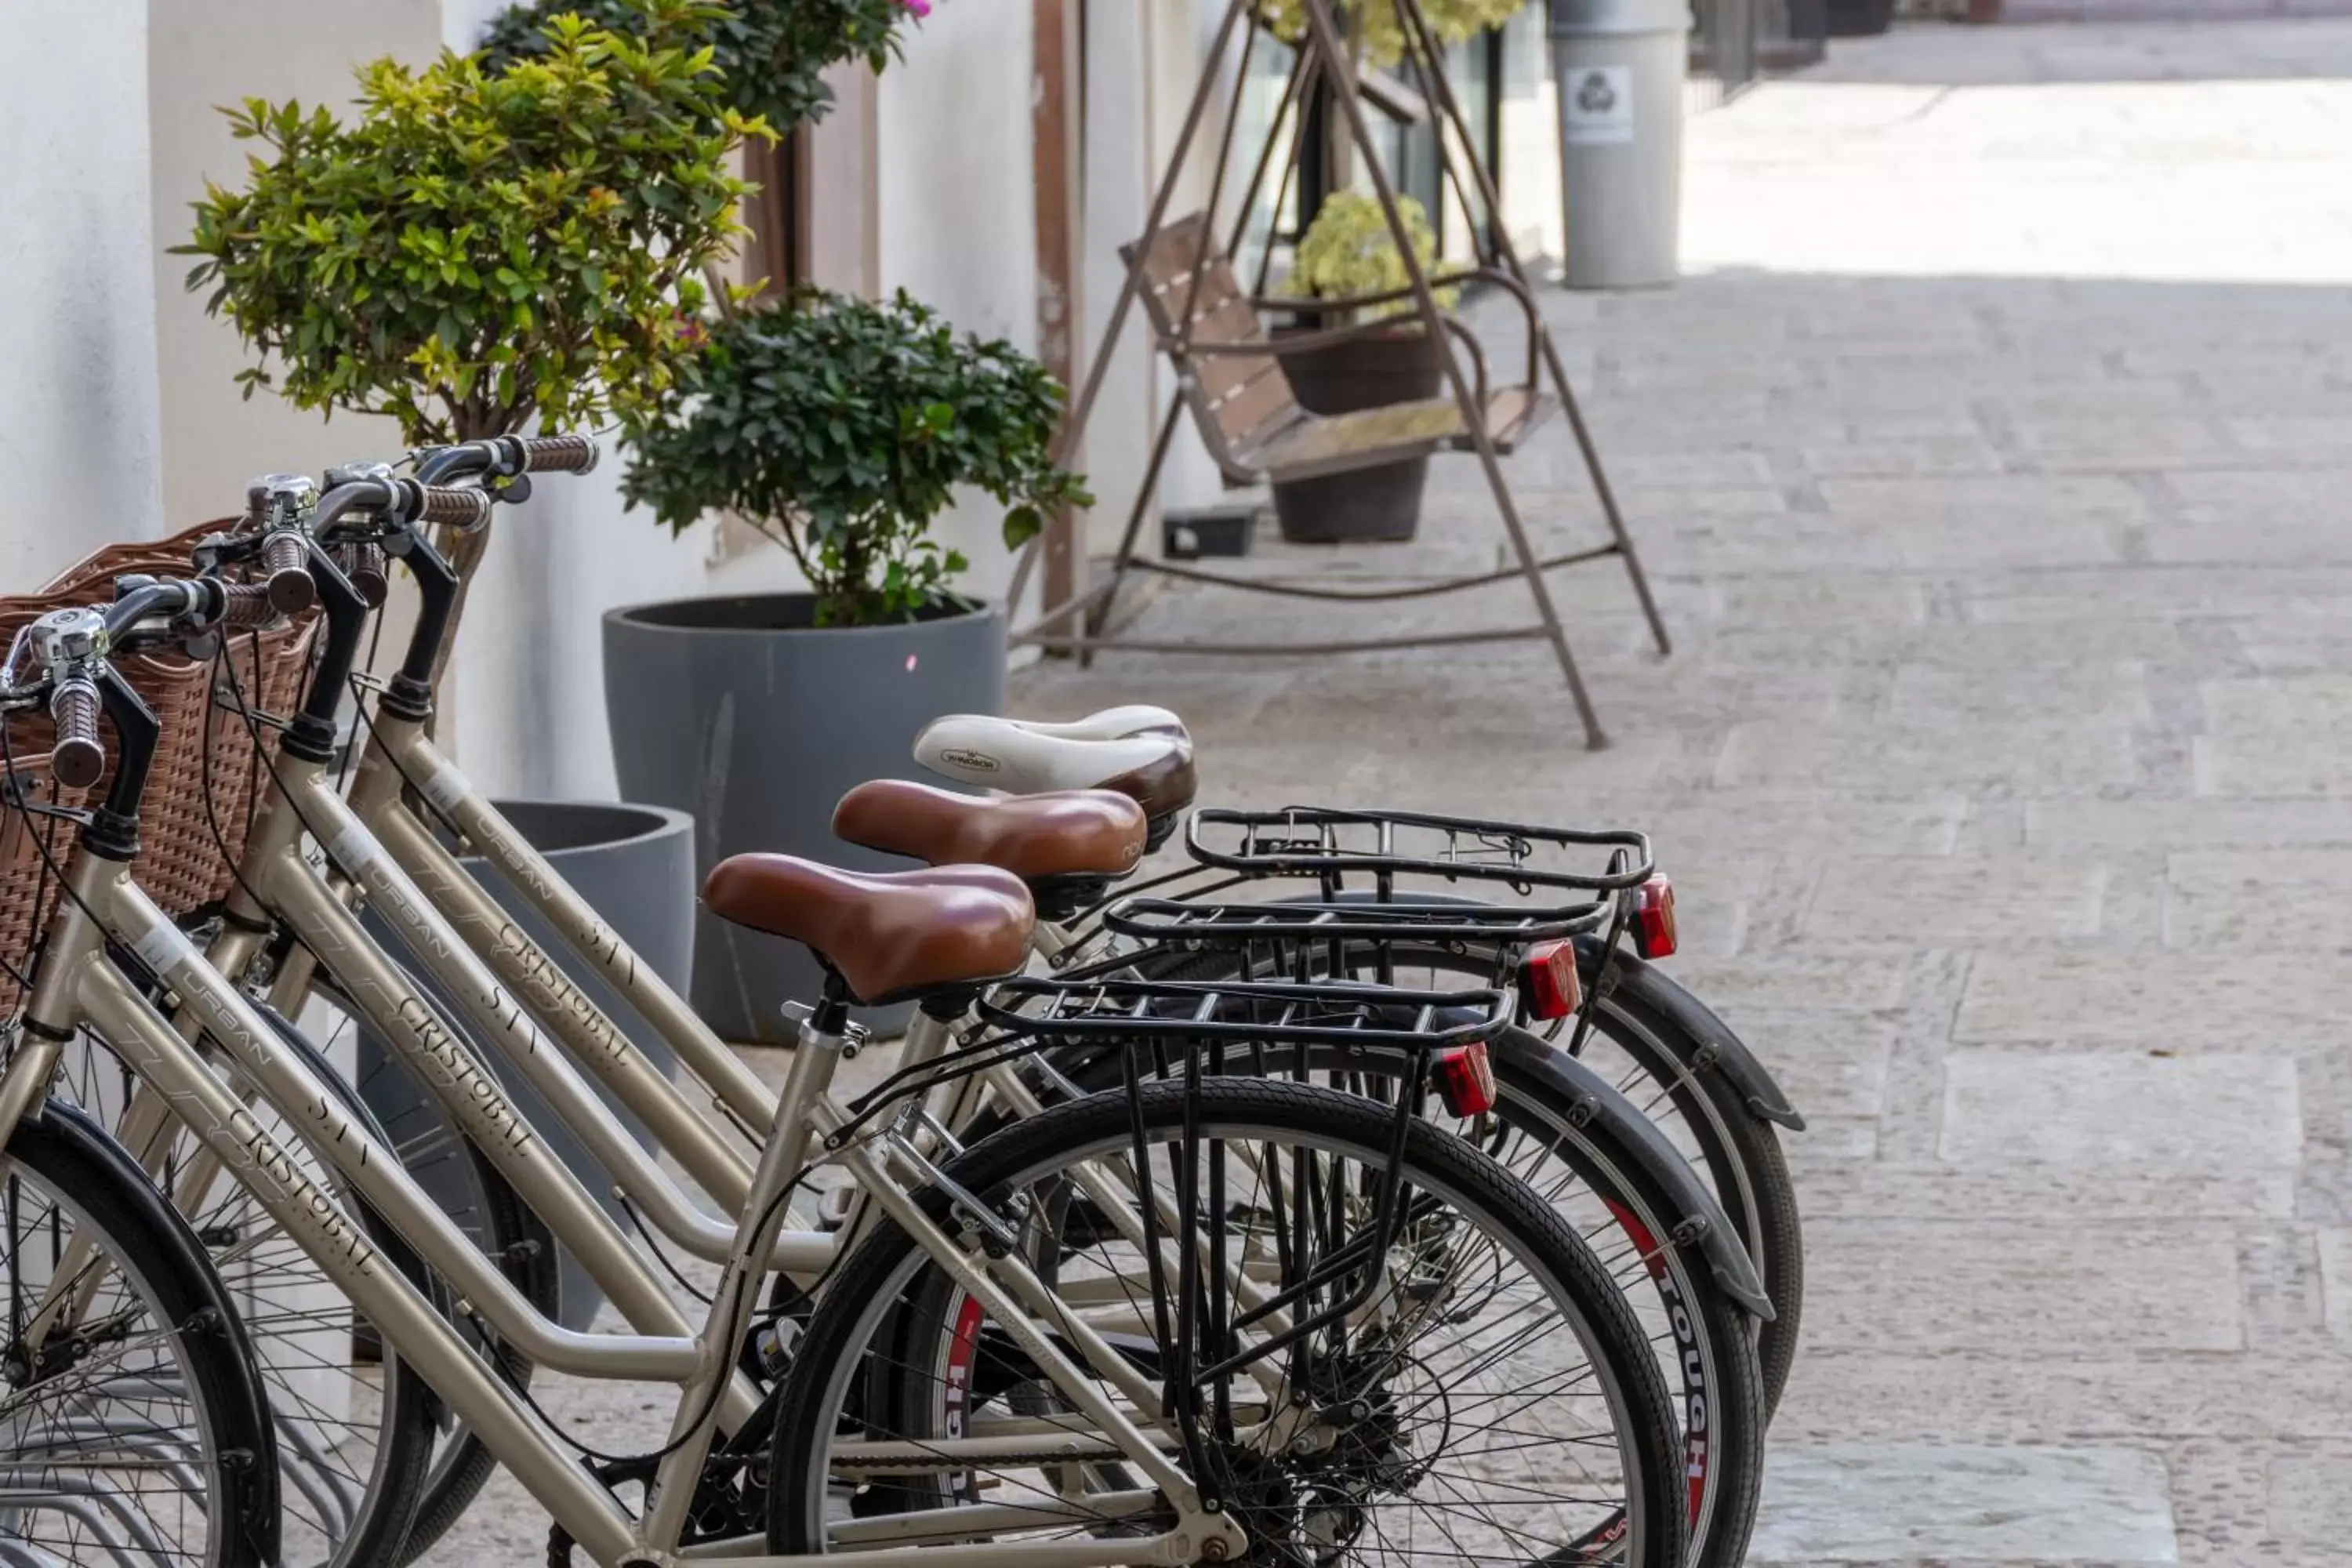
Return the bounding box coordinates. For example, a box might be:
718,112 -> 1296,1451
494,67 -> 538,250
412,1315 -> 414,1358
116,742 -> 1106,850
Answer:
1257,0 -> 1523,64
611,288 -> 1089,1037
1270,190 -> 1460,544
1249,0 -> 1511,543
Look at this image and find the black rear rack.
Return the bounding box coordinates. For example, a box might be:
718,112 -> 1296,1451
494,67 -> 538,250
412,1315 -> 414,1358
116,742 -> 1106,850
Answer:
1101,894 -> 1606,947
978,975 -> 1510,1051
1186,805 -> 1653,893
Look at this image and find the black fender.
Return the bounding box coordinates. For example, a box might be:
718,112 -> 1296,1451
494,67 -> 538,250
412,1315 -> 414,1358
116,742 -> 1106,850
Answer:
1486,1025 -> 1774,1320
1574,938 -> 1806,1131
30,1098 -> 285,1566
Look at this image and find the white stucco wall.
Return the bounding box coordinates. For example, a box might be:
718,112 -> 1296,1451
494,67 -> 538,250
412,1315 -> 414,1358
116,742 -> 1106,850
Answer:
0,0 -> 165,583
147,0 -> 442,532
876,1 -> 1042,613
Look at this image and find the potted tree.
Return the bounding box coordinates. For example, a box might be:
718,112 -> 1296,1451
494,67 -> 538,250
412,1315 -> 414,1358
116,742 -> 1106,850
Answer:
479,0 -> 920,133
611,289 -> 1088,1039
1270,191 -> 1459,543
177,3 -> 763,1181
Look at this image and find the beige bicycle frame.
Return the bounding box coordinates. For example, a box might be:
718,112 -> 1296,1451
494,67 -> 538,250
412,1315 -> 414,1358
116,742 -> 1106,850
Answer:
0,846 -> 1235,1567
333,708 -> 1284,1338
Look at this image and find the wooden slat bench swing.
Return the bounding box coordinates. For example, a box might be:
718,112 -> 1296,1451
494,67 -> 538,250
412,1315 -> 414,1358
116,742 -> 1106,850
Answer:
1007,0 -> 1670,748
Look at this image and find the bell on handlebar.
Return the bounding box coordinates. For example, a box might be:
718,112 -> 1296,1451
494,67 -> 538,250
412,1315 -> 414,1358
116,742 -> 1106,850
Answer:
323,461 -> 397,490
245,474 -> 318,531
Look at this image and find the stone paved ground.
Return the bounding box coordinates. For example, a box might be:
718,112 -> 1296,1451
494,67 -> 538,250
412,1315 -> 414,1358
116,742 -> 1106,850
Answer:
1014,17 -> 2352,1566
422,19 -> 2352,1565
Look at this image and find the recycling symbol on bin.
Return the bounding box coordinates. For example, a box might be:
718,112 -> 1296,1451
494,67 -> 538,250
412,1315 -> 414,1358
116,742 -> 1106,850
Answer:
1574,70 -> 1618,116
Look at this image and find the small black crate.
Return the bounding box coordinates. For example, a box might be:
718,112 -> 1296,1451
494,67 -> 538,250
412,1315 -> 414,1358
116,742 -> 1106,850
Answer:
1163,503 -> 1259,561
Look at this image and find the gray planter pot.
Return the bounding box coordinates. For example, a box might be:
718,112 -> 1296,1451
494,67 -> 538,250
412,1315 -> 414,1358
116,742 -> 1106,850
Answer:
602,593 -> 1007,1042
358,799 -> 694,1331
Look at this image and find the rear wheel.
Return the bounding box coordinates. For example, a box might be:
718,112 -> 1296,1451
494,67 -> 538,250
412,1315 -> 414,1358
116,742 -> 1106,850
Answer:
993,1029 -> 1768,1567
771,1077 -> 1689,1568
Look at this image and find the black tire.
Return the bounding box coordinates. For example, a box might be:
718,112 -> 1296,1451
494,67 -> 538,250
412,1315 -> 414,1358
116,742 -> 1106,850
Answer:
283,966 -> 561,1566
1144,935 -> 1806,1417
768,1078 -> 1689,1568
0,1099 -> 281,1568
1584,954 -> 1805,1418
989,1030 -> 1767,1568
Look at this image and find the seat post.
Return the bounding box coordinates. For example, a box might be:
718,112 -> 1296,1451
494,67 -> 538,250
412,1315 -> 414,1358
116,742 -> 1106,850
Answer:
765,975 -> 858,1164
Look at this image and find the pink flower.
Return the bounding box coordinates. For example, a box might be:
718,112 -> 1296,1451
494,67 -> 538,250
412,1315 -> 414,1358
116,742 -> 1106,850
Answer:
900,0 -> 931,14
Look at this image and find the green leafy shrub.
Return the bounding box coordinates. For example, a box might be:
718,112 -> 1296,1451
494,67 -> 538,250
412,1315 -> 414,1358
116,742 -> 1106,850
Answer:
1254,0 -> 1522,67
1282,191 -> 1457,322
622,289 -> 1091,628
178,1 -> 767,445
477,0 -> 920,135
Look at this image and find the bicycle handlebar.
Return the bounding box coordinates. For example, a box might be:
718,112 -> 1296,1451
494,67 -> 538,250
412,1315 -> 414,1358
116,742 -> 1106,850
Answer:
416,485 -> 494,530
16,577 -> 303,790
413,433 -> 601,485
512,434 -> 599,474
312,477 -> 493,539
258,529 -> 315,615
48,677 -> 102,789
332,542 -> 390,608
217,580 -> 283,630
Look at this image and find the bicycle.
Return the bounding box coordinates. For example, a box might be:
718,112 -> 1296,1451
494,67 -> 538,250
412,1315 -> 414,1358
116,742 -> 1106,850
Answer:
0,562 -> 1692,1567
174,439 -> 1775,1563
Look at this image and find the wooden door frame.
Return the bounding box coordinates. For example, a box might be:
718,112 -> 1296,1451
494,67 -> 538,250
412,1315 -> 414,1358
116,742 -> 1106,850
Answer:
1033,0 -> 1085,634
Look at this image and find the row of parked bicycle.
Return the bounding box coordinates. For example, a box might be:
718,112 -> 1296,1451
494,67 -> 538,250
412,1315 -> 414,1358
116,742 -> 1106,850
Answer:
0,436 -> 1805,1568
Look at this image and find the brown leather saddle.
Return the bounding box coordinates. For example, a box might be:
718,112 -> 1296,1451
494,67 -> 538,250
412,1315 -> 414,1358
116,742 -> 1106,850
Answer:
832,779 -> 1148,919
700,855 -> 1033,1007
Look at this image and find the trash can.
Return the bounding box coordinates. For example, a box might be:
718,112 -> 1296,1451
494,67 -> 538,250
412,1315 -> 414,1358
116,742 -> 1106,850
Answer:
1550,0 -> 1688,289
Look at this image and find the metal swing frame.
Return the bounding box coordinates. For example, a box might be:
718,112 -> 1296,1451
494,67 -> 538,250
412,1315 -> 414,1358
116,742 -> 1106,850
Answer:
1007,0 -> 1670,749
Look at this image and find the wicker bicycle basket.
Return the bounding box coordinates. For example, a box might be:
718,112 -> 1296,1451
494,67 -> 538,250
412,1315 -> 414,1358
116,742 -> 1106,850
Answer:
0,520 -> 318,1006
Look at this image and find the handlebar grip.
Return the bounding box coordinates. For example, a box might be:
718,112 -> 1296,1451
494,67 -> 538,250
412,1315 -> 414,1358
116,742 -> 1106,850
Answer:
515,434 -> 599,475
49,681 -> 103,791
332,542 -> 390,608
259,531 -> 316,615
416,486 -> 493,531
217,582 -> 281,630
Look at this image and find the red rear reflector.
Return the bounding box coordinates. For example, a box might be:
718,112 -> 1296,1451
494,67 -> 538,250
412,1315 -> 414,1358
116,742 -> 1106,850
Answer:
1432,1042 -> 1497,1118
1632,874 -> 1678,960
1520,938 -> 1581,1021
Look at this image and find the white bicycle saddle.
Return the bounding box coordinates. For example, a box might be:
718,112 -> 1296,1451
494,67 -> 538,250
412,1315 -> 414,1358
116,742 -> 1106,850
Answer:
975,704 -> 1187,742
913,708 -> 1199,829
